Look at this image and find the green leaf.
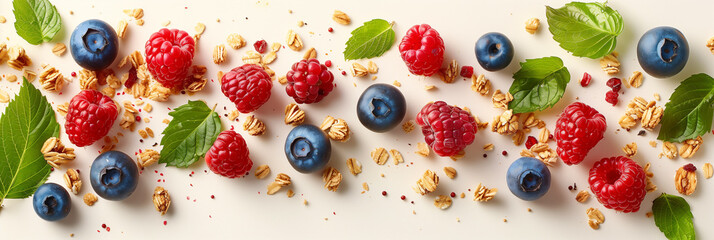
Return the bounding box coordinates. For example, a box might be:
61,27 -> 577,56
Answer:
508,56 -> 570,113
343,19 -> 395,60
545,2 -> 623,59
12,0 -> 62,45
159,100 -> 221,168
652,193 -> 695,240
0,78 -> 59,206
657,73 -> 714,142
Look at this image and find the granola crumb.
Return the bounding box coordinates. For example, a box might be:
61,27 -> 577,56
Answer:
83,193 -> 98,206
434,195 -> 452,210
371,147 -> 389,165
346,158 -> 362,176
473,183 -> 497,202
443,167 -> 456,179
402,120 -> 415,133
393,80 -> 401,87
525,18 -> 540,34
415,142 -> 430,157
254,165 -> 270,179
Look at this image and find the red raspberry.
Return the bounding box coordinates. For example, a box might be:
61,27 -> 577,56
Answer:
416,101 -> 477,157
460,66 -> 473,78
253,40 -> 268,54
145,28 -> 195,88
580,72 -> 591,87
285,59 -> 335,104
205,130 -> 253,178
605,90 -> 619,106
398,24 -> 445,76
221,64 -> 272,113
555,102 -> 606,165
588,156 -> 646,212
525,136 -> 538,149
64,90 -> 118,147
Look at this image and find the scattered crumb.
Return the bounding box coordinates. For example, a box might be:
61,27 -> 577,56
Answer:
393,81 -> 401,87
424,85 -> 436,91
162,20 -> 171,26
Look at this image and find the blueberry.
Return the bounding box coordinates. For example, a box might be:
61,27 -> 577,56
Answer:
284,124 -> 331,173
475,32 -> 514,71
70,19 -> 119,71
32,183 -> 71,221
637,26 -> 689,78
357,84 -> 407,132
90,151 -> 139,201
506,157 -> 551,201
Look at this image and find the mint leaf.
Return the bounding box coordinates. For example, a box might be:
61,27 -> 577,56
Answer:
159,100 -> 221,168
508,56 -> 570,113
658,73 -> 714,142
0,78 -> 59,207
653,193 -> 695,240
343,19 -> 395,60
13,0 -> 62,45
545,2 -> 623,59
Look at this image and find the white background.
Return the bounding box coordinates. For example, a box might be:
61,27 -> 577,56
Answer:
0,0 -> 712,239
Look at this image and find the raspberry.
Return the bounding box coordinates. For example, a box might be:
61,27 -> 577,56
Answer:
398,24 -> 445,76
285,59 -> 335,104
555,102 -> 606,165
588,156 -> 646,212
145,28 -> 195,88
580,72 -> 591,87
605,90 -> 619,106
205,130 -> 253,178
460,66 -> 473,78
416,101 -> 477,157
221,64 -> 272,113
64,90 -> 119,147
253,40 -> 268,54
606,78 -> 622,92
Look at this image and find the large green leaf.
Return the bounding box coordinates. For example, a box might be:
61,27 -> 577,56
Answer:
343,19 -> 395,60
652,193 -> 695,240
508,57 -> 570,113
0,78 -> 59,206
13,0 -> 62,45
159,100 -> 221,168
658,73 -> 714,142
546,2 -> 623,59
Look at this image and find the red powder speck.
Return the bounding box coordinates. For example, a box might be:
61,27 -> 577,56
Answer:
160,173 -> 163,176
400,195 -> 406,200
190,184 -> 193,187
186,196 -> 190,200
106,227 -> 110,232
135,116 -> 141,121
381,191 -> 387,196
101,224 -> 106,228
341,71 -> 346,76
325,60 -> 332,67
50,168 -> 54,172
163,221 -> 167,225
211,195 -> 215,199
328,27 -> 333,33
450,192 -> 456,198
155,170 -> 158,173
502,150 -> 508,156
332,212 -> 336,215
162,179 -> 165,182
157,179 -> 160,182
71,72 -> 76,77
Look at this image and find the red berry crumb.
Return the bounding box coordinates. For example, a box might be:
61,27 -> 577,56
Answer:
254,40 -> 268,53
606,78 -> 622,92
328,27 -> 334,33
460,66 -> 474,78
683,163 -> 697,172
605,90 -> 619,106
381,191 -> 387,196
501,150 -> 508,156
325,60 -> 332,67
106,227 -> 110,232
102,224 -> 106,229
450,192 -> 456,198
580,72 -> 591,87
211,195 -> 215,199
341,71 -> 346,76
163,221 -> 167,226
71,72 -> 77,77
400,195 -> 406,200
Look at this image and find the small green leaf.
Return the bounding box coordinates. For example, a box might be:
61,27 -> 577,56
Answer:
545,2 -> 623,59
657,73 -> 714,142
652,193 -> 695,240
159,101 -> 221,168
343,19 -> 395,60
508,56 -> 570,113
13,0 -> 62,45
0,78 -> 59,206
